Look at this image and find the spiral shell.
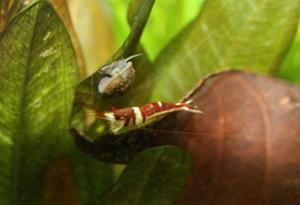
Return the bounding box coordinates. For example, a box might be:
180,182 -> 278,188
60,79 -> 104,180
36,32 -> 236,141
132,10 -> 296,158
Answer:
97,54 -> 141,96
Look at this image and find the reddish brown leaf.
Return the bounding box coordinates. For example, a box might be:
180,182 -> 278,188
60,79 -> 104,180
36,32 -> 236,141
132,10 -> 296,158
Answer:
43,158 -> 80,205
154,71 -> 300,205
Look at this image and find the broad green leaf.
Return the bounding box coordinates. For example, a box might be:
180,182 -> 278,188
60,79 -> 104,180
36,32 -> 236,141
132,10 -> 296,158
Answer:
21,0 -> 88,78
149,0 -> 300,102
101,146 -> 191,205
0,1 -> 96,204
276,25 -> 300,84
71,153 -> 118,205
0,1 -> 118,204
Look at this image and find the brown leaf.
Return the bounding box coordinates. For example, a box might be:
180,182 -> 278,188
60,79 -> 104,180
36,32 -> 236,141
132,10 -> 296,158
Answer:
0,0 -> 24,31
43,158 -> 81,205
154,71 -> 300,204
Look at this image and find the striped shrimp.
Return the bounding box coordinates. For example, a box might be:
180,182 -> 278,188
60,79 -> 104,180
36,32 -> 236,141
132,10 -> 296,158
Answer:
95,100 -> 202,135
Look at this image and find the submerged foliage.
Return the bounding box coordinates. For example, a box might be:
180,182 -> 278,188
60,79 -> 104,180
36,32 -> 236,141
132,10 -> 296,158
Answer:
0,0 -> 299,204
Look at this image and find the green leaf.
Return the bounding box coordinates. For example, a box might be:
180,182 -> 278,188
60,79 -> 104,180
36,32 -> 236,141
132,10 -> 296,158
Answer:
149,0 -> 300,102
0,1 -> 80,203
276,26 -> 300,84
101,146 -> 191,205
71,154 -> 119,205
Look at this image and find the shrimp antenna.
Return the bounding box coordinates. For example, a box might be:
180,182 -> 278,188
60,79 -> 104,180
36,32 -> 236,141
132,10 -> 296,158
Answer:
125,53 -> 143,62
182,99 -> 203,114
184,99 -> 194,104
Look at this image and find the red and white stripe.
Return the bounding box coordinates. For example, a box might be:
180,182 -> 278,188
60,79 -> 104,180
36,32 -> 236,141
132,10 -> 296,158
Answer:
96,101 -> 202,134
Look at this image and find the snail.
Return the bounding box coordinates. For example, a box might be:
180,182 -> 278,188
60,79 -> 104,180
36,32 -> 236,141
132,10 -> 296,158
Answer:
97,54 -> 142,96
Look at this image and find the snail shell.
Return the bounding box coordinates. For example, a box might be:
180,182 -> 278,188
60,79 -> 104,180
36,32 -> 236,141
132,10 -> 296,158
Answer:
97,54 -> 141,96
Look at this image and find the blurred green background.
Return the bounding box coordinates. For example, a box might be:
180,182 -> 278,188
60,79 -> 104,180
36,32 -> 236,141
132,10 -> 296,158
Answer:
69,0 -> 300,84
105,0 -> 203,60
68,0 -> 204,74
277,26 -> 300,84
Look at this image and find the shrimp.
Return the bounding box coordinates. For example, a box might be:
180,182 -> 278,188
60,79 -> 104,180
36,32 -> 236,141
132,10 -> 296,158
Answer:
95,100 -> 202,135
